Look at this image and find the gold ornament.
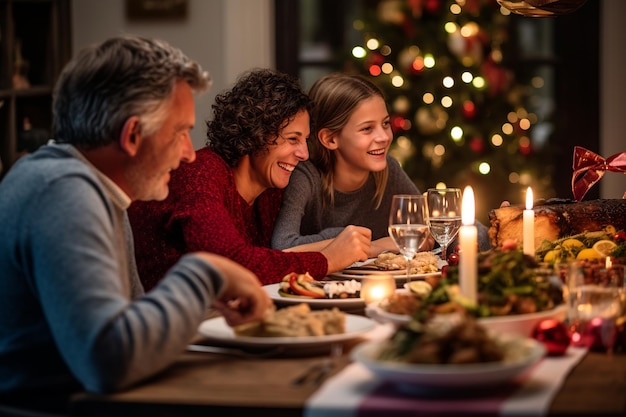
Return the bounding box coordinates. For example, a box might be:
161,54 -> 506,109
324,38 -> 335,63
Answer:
497,0 -> 587,17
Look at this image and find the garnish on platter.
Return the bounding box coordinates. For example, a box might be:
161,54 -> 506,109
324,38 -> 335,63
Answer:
377,246 -> 564,321
278,272 -> 361,299
535,224 -> 626,263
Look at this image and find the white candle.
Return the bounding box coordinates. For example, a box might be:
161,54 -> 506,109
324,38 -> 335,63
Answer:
459,186 -> 477,303
523,187 -> 535,256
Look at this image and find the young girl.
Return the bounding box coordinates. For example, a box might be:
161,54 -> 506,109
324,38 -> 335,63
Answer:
272,73 -> 492,257
271,73 -> 425,256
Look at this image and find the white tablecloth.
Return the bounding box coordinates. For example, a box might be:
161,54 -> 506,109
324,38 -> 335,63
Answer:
305,323 -> 587,417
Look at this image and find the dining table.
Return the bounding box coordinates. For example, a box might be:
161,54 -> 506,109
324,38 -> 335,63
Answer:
67,306 -> 626,417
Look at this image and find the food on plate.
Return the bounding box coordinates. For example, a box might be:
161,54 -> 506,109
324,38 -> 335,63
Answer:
535,225 -> 626,263
278,272 -> 361,299
323,280 -> 361,299
378,247 -> 563,319
381,292 -> 424,315
378,313 -> 505,364
377,281 -> 433,315
373,251 -> 439,274
488,198 -> 626,250
233,303 -> 345,337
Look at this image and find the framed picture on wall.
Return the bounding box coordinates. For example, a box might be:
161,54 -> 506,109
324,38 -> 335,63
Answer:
126,0 -> 188,20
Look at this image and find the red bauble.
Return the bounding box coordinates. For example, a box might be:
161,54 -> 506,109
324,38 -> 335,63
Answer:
574,317 -> 617,352
469,137 -> 484,154
447,252 -> 460,266
461,100 -> 477,120
424,0 -> 443,15
614,231 -> 626,243
532,319 -> 570,356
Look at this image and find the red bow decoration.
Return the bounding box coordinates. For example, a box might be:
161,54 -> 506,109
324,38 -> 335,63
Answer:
572,146 -> 626,201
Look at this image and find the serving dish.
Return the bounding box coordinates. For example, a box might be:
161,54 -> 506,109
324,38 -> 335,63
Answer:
366,301 -> 567,336
351,334 -> 545,389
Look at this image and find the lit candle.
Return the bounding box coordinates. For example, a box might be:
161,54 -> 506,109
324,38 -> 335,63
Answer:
360,275 -> 395,304
606,257 -> 612,270
459,186 -> 477,303
523,187 -> 535,256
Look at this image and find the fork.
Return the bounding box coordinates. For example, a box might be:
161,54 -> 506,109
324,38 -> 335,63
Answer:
291,343 -> 343,387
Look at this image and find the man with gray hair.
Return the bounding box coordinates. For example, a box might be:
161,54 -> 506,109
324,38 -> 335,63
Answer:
0,35 -> 271,413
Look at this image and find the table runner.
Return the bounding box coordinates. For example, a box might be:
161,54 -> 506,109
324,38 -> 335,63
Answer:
305,323 -> 588,417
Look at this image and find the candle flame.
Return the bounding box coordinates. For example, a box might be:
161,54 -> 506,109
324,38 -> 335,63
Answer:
461,186 -> 475,225
526,187 -> 533,210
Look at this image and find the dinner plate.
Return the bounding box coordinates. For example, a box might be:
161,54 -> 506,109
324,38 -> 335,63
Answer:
197,314 -> 377,348
351,334 -> 546,389
328,270 -> 441,281
366,302 -> 568,336
330,257 -> 445,281
263,283 -> 365,310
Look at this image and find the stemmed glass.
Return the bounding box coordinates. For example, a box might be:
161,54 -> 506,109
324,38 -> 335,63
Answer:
426,188 -> 462,260
388,194 -> 429,280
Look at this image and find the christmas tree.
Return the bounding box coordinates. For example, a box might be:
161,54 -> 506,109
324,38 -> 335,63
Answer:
346,0 -> 557,224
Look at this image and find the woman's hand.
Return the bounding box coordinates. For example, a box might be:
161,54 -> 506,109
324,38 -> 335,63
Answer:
321,225 -> 371,273
369,236 -> 398,258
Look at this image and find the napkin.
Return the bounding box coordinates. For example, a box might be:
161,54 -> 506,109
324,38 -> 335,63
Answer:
304,345 -> 588,417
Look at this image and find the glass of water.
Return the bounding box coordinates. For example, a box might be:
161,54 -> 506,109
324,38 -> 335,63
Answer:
426,188 -> 462,260
388,194 -> 429,281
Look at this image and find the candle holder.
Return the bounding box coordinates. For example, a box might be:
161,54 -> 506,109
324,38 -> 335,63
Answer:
361,275 -> 395,305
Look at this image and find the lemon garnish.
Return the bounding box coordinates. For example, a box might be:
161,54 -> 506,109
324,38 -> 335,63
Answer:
592,240 -> 617,257
561,238 -> 585,249
576,248 -> 603,260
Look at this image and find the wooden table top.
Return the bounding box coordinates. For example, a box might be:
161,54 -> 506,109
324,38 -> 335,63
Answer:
68,337 -> 626,417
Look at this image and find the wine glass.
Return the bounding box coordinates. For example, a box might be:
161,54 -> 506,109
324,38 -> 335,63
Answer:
388,194 -> 429,280
426,188 -> 462,260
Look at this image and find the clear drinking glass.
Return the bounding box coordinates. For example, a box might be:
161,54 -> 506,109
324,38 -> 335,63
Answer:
564,259 -> 626,352
388,194 -> 429,281
426,188 -> 462,260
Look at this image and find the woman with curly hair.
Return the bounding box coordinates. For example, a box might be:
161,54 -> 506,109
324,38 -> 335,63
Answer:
128,69 -> 371,290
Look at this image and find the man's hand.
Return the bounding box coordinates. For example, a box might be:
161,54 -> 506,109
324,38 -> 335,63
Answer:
196,253 -> 272,327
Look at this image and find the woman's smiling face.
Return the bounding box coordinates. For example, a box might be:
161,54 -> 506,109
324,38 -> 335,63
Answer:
251,109 -> 311,190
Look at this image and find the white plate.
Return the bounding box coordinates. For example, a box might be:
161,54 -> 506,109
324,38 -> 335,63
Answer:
263,283 -> 365,310
197,314 -> 377,348
328,271 -> 441,281
351,335 -> 546,389
337,257 -> 445,277
366,303 -> 568,336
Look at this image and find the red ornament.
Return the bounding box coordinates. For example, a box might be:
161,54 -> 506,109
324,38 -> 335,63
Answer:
614,231 -> 626,243
469,137 -> 484,154
461,100 -> 477,120
532,319 -> 570,356
447,252 -> 460,266
572,317 -> 617,352
424,0 -> 443,15
441,265 -> 448,277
